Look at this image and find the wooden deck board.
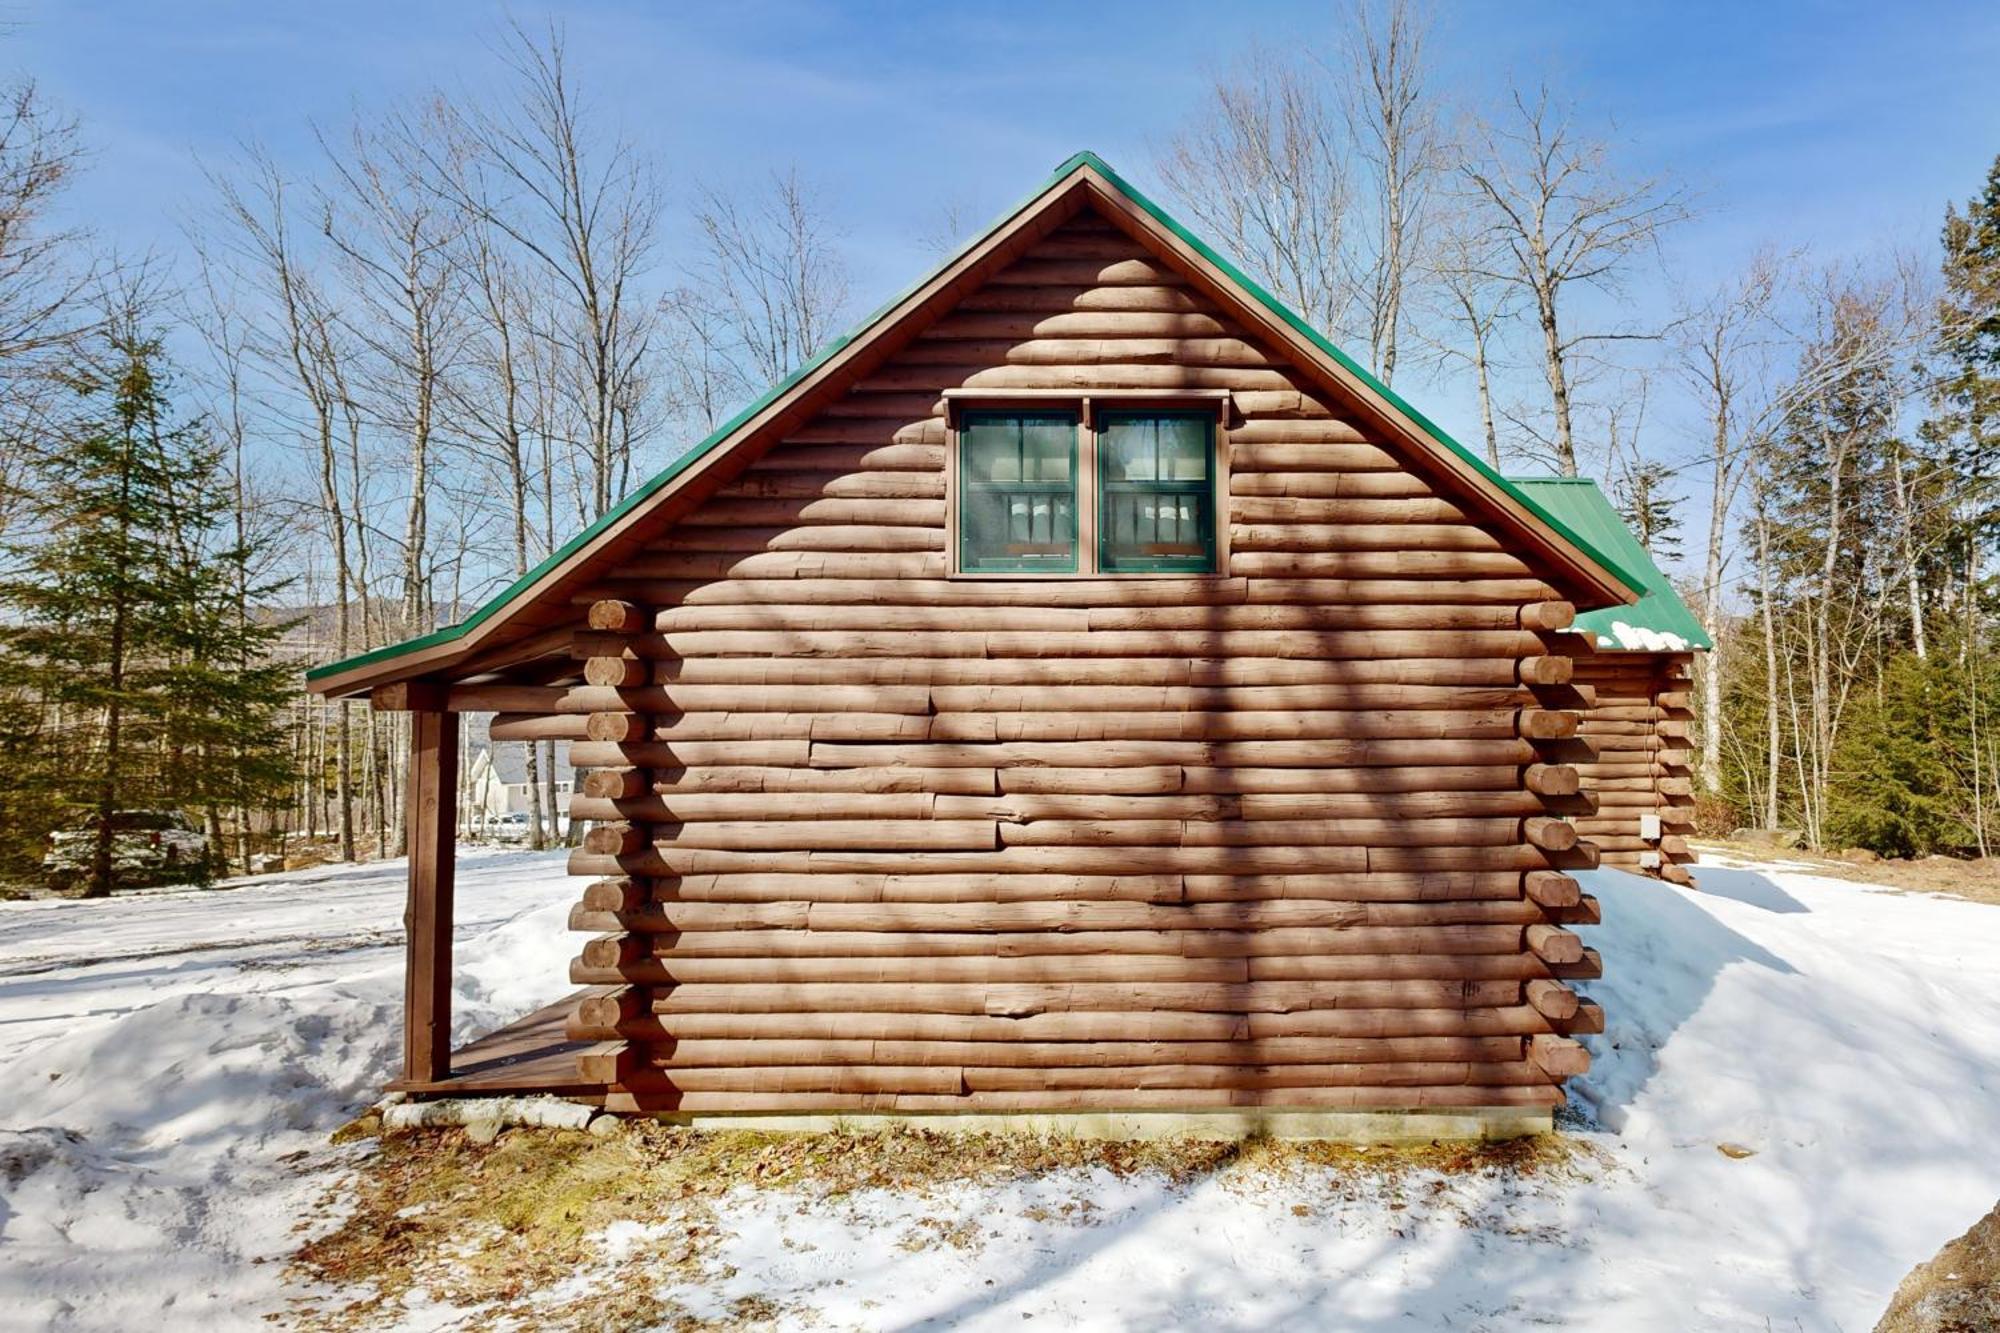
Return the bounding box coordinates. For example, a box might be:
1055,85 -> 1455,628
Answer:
386,988 -> 612,1100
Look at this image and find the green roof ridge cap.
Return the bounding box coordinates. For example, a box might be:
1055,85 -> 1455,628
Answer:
312,149 -> 1645,684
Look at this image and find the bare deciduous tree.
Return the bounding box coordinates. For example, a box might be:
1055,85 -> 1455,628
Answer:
674,167 -> 851,397
439,19 -> 663,517
317,107 -> 470,640
206,147 -> 362,859
1422,197 -> 1516,465
1336,0 -> 1446,386
0,76 -> 94,532
1159,52 -> 1355,346
1674,251 -> 1784,792
1462,85 -> 1691,474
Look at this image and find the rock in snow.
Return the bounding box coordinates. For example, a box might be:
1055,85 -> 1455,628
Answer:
1,848 -> 1998,1330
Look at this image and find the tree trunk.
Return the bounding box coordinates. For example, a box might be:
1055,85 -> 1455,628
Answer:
1472,320 -> 1499,468
1533,277 -> 1576,474
1888,443 -> 1926,660
1755,476 -> 1781,830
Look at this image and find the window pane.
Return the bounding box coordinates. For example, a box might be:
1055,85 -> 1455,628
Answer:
962,421 -> 1020,482
1023,418 -> 1073,482
1099,418 -> 1154,482
960,412 -> 1077,572
1097,413 -> 1216,573
1159,416 -> 1209,480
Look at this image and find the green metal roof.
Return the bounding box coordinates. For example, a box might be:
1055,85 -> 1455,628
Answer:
1507,477 -> 1712,651
310,150 -> 1647,686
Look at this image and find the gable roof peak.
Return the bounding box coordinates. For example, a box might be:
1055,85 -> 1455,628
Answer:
309,149 -> 1645,696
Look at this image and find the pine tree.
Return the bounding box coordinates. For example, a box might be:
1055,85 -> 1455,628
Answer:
1612,459 -> 1684,562
1928,154 -> 2000,533
0,330 -> 296,893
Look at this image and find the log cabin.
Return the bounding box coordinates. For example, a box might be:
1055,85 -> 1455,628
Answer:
309,152 -> 1704,1137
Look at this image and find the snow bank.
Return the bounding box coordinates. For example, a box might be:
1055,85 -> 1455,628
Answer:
0,851 -> 576,1328
1564,862 -> 2000,1325
4,851 -> 1999,1330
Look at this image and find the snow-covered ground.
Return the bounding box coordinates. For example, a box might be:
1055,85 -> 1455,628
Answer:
2,849 -> 1998,1330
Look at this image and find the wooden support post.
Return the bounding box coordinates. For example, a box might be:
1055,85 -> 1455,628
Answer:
403,701 -> 459,1085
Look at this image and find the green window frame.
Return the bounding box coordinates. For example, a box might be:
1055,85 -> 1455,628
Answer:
1095,410 -> 1218,573
956,410 -> 1080,574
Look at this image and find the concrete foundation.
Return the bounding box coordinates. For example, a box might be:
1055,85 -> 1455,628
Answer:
648,1106 -> 1554,1144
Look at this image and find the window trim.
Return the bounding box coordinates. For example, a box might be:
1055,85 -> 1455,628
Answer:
944,391 -> 1232,581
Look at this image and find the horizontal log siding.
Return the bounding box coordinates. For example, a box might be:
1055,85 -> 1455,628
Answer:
561,214 -> 1597,1113
1574,651 -> 1696,883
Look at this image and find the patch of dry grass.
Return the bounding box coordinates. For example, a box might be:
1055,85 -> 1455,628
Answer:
284,1122 -> 1589,1330
1697,840 -> 2000,906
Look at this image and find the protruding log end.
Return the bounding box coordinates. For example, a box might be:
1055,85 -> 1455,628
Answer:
585,713 -> 648,744
1524,870 -> 1581,908
576,1041 -> 641,1085
574,987 -> 645,1034
1528,681 -> 1596,711
581,768 -> 649,801
1529,1033 -> 1591,1077
1543,840 -> 1602,871
581,822 -> 645,857
584,656 -> 650,688
1516,655 -> 1574,687
1552,946 -> 1603,980
1544,894 -> 1602,926
1558,999 -> 1607,1035
1517,708 -> 1580,741
580,877 -> 650,912
578,934 -> 646,972
587,599 -> 647,633
370,681 -> 446,712
1523,816 -> 1579,853
1523,763 -> 1581,797
1526,923 -> 1585,965
1525,978 -> 1581,1021
1519,600 -> 1577,633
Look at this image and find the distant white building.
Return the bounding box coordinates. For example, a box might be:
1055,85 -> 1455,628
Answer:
462,741 -> 574,837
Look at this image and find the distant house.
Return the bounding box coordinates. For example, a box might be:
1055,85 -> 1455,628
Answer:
308,152 -> 1706,1137
462,742 -> 576,832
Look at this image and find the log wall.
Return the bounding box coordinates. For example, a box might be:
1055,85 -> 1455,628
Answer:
538,212 -> 1602,1115
1573,649 -> 1696,885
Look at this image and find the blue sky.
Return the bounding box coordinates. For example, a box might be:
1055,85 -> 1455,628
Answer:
8,1 -> 2000,576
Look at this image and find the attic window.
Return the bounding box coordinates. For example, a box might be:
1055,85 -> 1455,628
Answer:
949,395 -> 1225,577
1097,410 -> 1216,573
958,411 -> 1079,574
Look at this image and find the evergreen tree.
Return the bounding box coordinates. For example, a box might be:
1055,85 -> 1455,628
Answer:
0,330 -> 295,893
1827,651 -> 1973,856
1612,458 -> 1684,562
1926,153 -> 2000,563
